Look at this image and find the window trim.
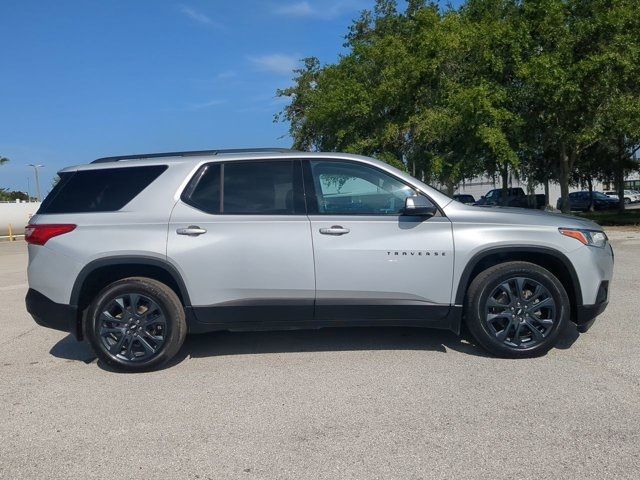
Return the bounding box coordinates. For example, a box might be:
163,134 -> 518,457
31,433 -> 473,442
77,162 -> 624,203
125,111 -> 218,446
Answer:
181,158 -> 306,216
38,165 -> 168,215
302,158 -> 442,217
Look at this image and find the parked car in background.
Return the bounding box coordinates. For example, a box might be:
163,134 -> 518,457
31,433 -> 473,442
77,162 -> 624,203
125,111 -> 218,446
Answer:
453,194 -> 475,205
558,191 -> 619,211
475,187 -> 545,209
604,190 -> 640,204
625,190 -> 640,203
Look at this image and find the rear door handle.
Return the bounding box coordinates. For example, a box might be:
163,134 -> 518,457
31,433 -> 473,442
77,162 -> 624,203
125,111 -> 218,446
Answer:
319,225 -> 350,235
176,225 -> 207,236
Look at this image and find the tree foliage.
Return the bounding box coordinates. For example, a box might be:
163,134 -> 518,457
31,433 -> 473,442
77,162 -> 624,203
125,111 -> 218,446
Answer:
276,0 -> 640,211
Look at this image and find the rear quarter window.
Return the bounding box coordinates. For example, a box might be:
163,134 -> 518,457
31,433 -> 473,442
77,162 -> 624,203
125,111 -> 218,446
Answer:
38,165 -> 167,214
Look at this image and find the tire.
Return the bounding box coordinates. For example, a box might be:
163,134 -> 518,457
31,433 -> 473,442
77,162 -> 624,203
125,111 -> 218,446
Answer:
86,277 -> 187,371
464,261 -> 569,358
624,198 -> 631,205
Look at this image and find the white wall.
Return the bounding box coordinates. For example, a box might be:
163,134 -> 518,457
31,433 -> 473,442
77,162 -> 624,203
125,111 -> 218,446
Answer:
449,175 -> 624,207
0,202 -> 41,236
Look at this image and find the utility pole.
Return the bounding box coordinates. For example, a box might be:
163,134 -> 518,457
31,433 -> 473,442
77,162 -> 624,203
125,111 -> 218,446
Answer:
28,164 -> 44,202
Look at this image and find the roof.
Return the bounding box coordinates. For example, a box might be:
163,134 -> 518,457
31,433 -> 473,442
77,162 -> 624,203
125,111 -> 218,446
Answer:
91,148 -> 296,164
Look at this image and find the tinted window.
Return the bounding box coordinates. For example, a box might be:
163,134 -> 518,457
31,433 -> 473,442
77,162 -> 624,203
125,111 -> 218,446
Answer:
38,165 -> 167,214
310,160 -> 425,215
183,164 -> 221,214
223,161 -> 299,214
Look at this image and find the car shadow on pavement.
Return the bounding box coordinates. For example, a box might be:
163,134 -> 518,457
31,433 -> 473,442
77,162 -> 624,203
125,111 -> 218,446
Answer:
49,321 -> 582,372
49,334 -> 97,364
171,326 -> 488,365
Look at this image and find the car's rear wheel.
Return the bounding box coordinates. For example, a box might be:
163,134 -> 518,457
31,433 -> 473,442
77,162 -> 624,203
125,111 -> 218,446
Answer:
465,261 -> 569,358
86,277 -> 187,371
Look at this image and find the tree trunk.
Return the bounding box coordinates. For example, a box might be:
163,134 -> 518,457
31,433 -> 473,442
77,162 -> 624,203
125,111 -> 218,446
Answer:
446,179 -> 455,197
615,157 -> 626,214
587,177 -> 594,212
501,163 -> 509,198
558,147 -> 571,213
615,137 -> 626,213
526,180 -> 536,209
543,179 -> 550,208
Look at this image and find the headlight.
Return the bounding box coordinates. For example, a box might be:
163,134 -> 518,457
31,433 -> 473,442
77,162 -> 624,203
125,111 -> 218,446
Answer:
559,228 -> 608,248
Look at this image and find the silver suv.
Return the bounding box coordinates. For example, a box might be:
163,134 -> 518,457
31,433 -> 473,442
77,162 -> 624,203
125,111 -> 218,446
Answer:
25,149 -> 613,370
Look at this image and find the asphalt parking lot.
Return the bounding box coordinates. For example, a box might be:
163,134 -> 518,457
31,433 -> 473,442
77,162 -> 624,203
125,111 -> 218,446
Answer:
1,232 -> 639,479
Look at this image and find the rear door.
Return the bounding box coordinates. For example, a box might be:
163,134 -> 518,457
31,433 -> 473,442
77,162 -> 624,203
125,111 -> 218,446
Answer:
167,159 -> 315,326
304,159 -> 454,323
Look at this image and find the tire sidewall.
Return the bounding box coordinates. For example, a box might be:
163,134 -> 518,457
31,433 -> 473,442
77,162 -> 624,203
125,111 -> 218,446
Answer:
87,279 -> 184,371
468,263 -> 569,357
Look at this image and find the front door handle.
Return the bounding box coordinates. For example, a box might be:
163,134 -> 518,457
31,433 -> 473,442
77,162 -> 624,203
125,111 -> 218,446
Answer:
319,225 -> 350,236
176,225 -> 207,236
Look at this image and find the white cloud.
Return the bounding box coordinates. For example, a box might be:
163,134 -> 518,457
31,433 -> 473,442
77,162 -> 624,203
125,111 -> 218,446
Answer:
273,1 -> 365,19
249,54 -> 299,75
215,70 -> 237,80
188,99 -> 227,110
274,1 -> 315,17
179,4 -> 219,27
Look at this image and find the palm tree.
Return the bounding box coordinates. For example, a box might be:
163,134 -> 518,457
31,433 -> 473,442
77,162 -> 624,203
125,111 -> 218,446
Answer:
0,156 -> 9,166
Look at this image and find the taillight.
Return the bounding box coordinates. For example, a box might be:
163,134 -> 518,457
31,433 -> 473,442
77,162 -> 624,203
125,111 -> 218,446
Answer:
25,224 -> 76,245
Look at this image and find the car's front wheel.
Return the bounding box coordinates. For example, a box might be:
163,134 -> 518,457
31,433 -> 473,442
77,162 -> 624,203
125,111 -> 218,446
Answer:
86,277 -> 187,371
465,261 -> 569,358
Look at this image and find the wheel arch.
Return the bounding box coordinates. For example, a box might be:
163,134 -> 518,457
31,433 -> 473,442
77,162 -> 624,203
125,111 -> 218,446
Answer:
71,256 -> 191,315
455,247 -> 583,322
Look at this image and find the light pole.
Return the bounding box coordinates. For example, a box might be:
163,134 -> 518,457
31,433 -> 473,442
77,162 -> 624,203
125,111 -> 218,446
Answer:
28,164 -> 44,202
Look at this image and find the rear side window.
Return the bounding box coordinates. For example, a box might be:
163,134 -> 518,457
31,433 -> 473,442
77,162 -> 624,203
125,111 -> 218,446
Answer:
38,165 -> 167,214
223,161 -> 297,214
183,160 -> 305,215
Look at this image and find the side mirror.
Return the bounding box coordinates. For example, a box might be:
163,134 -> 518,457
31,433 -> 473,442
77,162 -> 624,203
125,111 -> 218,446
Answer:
404,196 -> 437,216
481,195 -> 486,199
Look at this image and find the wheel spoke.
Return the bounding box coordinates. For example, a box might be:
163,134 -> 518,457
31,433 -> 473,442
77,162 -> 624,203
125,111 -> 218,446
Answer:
498,282 -> 514,304
512,323 -> 523,345
137,335 -> 156,355
109,333 -> 128,354
515,277 -> 527,300
123,336 -> 135,360
114,297 -> 126,312
487,312 -> 511,323
101,326 -> 125,336
528,285 -> 544,303
100,311 -> 128,324
496,318 -> 515,341
524,319 -> 544,341
486,298 -> 509,309
128,293 -> 143,314
531,297 -> 554,311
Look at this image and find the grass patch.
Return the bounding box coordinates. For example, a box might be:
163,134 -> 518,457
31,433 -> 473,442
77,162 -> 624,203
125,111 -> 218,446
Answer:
577,209 -> 640,226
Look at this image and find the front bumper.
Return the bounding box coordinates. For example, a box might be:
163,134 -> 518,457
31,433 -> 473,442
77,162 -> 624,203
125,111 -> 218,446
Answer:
574,280 -> 609,333
26,288 -> 80,338
575,301 -> 608,333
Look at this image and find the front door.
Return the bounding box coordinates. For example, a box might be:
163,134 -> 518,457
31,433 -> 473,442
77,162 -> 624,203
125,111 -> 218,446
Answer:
168,159 -> 315,327
304,159 -> 455,322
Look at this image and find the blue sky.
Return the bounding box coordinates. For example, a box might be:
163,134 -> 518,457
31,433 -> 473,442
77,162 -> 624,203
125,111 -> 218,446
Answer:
0,0 -> 458,195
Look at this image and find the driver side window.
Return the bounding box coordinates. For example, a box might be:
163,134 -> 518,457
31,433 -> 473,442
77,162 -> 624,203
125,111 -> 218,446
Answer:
309,160 -> 429,215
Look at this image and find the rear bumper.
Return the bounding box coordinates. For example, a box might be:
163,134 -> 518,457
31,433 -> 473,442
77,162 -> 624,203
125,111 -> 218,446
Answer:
26,288 -> 80,338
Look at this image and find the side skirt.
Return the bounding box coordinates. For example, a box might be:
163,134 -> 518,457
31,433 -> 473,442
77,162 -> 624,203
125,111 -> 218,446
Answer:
186,304 -> 462,335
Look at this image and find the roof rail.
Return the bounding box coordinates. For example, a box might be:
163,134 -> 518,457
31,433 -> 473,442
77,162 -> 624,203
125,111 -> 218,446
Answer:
91,148 -> 296,164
